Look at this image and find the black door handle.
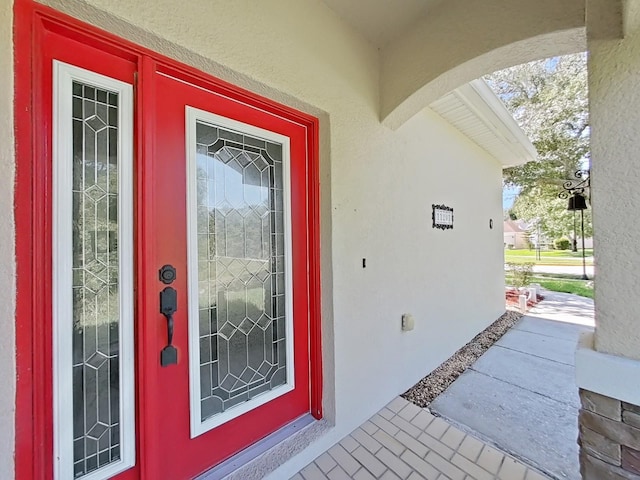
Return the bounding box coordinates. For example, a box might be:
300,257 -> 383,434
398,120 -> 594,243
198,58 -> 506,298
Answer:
160,286 -> 178,367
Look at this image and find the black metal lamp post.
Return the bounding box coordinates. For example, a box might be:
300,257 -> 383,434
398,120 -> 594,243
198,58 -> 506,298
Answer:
559,170 -> 590,280
572,210 -> 578,252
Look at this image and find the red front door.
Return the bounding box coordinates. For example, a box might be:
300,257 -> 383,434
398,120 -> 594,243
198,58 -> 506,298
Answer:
18,7 -> 320,479
138,63 -> 312,478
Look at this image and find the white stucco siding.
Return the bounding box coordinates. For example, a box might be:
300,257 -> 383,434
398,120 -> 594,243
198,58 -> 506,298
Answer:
9,0 -> 505,477
589,2 -> 640,360
333,106 -> 504,396
395,109 -> 506,390
329,107 -> 505,424
0,0 -> 15,478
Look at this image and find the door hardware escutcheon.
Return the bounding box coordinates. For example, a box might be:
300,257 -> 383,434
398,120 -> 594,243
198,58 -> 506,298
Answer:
160,286 -> 178,366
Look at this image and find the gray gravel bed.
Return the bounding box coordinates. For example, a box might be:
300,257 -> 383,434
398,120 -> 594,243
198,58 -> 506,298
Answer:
401,309 -> 523,407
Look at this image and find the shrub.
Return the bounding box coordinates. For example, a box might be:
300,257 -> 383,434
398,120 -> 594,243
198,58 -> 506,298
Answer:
554,237 -> 571,250
506,262 -> 535,289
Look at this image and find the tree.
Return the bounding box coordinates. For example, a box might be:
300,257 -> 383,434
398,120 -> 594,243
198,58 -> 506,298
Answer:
510,185 -> 592,241
485,53 -> 592,241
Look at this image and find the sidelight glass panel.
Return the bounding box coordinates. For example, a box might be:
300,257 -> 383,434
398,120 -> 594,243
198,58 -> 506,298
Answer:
71,81 -> 122,478
54,61 -> 134,480
188,109 -> 293,434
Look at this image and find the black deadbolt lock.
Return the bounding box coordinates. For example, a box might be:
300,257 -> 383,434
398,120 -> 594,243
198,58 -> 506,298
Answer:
159,264 -> 177,284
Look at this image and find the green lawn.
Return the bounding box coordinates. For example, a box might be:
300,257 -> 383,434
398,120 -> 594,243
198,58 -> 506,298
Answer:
505,248 -> 594,266
505,273 -> 594,299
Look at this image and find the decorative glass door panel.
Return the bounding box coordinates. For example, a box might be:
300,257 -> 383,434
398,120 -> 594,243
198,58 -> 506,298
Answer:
53,61 -> 135,480
186,109 -> 294,436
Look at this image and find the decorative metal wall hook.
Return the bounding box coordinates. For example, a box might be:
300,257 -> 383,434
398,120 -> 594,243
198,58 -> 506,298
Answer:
558,169 -> 591,203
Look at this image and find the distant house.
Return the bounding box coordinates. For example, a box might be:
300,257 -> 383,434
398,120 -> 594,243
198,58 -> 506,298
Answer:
504,220 -> 530,249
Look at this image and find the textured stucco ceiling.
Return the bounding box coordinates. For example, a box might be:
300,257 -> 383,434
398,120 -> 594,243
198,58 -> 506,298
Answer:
321,0 -> 446,47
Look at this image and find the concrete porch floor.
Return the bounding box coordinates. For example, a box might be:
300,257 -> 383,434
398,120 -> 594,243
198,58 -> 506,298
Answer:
430,291 -> 594,480
293,290 -> 596,480
292,397 -> 550,480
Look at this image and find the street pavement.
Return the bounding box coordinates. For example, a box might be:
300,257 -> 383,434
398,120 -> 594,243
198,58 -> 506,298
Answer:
504,262 -> 594,277
531,264 -> 594,277
429,291 -> 594,480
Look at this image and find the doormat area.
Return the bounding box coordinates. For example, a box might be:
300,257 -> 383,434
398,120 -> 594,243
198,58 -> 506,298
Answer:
401,309 -> 523,408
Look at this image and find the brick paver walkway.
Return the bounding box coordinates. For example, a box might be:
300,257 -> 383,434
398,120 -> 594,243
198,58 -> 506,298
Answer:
292,397 -> 550,480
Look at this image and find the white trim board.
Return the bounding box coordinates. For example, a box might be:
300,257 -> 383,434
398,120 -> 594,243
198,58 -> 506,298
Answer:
576,332 -> 640,407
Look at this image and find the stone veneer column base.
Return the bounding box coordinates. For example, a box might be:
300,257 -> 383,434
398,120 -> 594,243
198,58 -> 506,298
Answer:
579,389 -> 640,479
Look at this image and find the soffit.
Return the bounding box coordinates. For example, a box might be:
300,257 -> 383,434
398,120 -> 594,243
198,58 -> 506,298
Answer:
321,0 -> 446,47
429,80 -> 537,168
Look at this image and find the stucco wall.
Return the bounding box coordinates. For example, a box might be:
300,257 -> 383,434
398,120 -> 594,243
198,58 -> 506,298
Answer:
332,105 -> 505,408
11,0 -> 504,476
589,1 -> 640,359
0,1 -> 15,478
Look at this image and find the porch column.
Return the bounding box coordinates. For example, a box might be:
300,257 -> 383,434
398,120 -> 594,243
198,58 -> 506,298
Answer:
577,1 -> 640,478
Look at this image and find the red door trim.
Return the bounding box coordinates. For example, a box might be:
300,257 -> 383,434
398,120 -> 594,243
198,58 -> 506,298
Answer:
13,1 -> 322,478
14,1 -> 39,479
307,112 -> 323,420
136,54 -> 160,479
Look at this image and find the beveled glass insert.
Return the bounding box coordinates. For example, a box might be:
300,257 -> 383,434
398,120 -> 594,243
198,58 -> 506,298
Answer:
71,81 -> 122,478
195,121 -> 288,422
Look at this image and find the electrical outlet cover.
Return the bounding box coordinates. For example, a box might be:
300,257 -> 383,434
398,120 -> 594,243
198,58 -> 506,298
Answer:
402,313 -> 415,331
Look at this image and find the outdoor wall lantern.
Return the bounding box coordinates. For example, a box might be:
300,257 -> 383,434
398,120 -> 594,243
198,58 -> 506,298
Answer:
567,193 -> 588,211
559,170 -> 590,280
432,204 -> 454,230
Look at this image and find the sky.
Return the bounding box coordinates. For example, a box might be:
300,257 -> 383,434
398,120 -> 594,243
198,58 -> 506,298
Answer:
503,185 -> 520,210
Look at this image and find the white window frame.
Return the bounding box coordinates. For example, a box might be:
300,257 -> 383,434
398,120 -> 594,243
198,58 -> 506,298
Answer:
52,61 -> 135,480
186,107 -> 295,438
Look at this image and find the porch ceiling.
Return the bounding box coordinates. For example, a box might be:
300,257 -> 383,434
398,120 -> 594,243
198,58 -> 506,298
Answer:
321,0 -> 445,47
